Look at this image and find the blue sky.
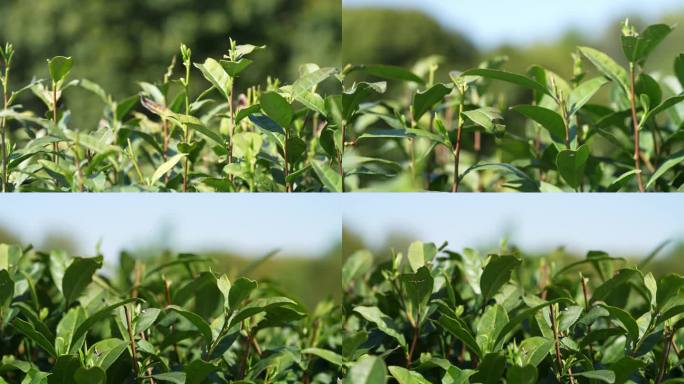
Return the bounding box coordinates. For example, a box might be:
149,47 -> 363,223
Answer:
344,194 -> 684,257
343,0 -> 684,48
0,194 -> 341,263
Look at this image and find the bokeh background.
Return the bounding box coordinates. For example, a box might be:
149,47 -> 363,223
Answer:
0,0 -> 340,129
343,194 -> 684,277
343,0 -> 683,79
0,194 -> 342,309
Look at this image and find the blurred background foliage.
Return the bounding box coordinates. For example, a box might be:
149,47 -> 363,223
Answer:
342,226 -> 684,279
0,225 -> 341,310
0,0 -> 340,128
342,7 -> 684,91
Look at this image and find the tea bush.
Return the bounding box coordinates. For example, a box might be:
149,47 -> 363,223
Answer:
341,21 -> 684,192
0,39 -> 341,192
342,241 -> 684,383
0,244 -> 341,383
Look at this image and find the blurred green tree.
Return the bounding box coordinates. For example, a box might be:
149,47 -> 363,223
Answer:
0,0 -> 340,128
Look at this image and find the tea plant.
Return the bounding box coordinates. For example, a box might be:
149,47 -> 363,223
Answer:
0,39 -> 341,192
342,241 -> 684,383
342,20 -> 684,192
0,243 -> 342,383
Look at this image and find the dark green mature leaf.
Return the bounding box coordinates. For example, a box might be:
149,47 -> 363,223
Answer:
657,274 -> 684,311
412,83 -> 451,122
0,270 -> 14,309
462,107 -> 503,134
354,306 -> 407,347
343,356 -> 387,384
621,24 -> 672,63
70,299 -> 138,353
166,305 -> 213,343
480,255 -> 521,304
74,366 -> 105,384
351,64 -> 424,83
556,144 -> 590,189
260,92 -> 293,128
437,315 -> 482,358
343,81 -> 387,120
62,256 -> 103,305
302,348 -> 344,366
643,94 -> 684,122
89,338 -> 128,371
48,355 -> 80,384
676,54 -> 684,88
591,269 -> 641,304
646,149 -> 684,190
519,337 -> 553,367
600,304 -> 639,342
461,68 -> 550,96
494,298 -> 571,346
152,372 -> 186,384
12,318 -> 57,357
506,365 -> 537,384
47,56 -> 73,84
400,266 -> 434,321
228,277 -> 257,310
459,163 -> 540,192
512,105 -> 566,144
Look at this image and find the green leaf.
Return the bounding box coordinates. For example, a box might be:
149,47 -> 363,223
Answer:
74,366 -> 105,384
591,269 -> 641,304
600,304 -> 639,342
442,366 -> 475,384
459,163 -> 539,192
461,68 -> 550,96
47,56 -> 73,84
220,58 -> 252,77
494,298 -> 571,346
400,266 -> 434,321
228,297 -> 298,328
70,299 -> 139,353
0,244 -> 22,272
480,255 -> 521,304
292,67 -> 337,99
12,318 -> 57,357
412,83 -> 451,121
48,355 -> 80,384
343,355 -> 387,384
89,338 -> 128,371
260,92 -> 293,128
302,348 -> 344,366
646,149 -> 684,190
151,154 -> 185,186
644,95 -> 684,122
511,105 -> 566,144
676,54 -> 684,88
579,46 -> 629,95
657,274 -> 684,311
134,308 -> 160,334
462,107 -> 503,134
55,306 -> 86,355
437,315 -> 482,358
622,24 -> 672,63
476,304 -> 508,354
388,366 -> 431,384
407,241 -> 436,272
166,305 -> 213,343
0,270 -> 14,309
353,306 -> 407,347
152,372 -> 187,384
343,81 -> 387,120
568,77 -> 609,115
62,256 -> 103,305
573,370 -> 616,383
506,365 -> 538,384
194,58 -> 231,99
312,160 -> 342,192
519,337 -> 553,367
556,144 -> 590,189
353,64 -> 424,83
228,277 -> 257,310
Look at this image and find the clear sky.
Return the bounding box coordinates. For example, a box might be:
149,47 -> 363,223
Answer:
343,0 -> 684,48
344,194 -> 684,257
0,194 -> 341,263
